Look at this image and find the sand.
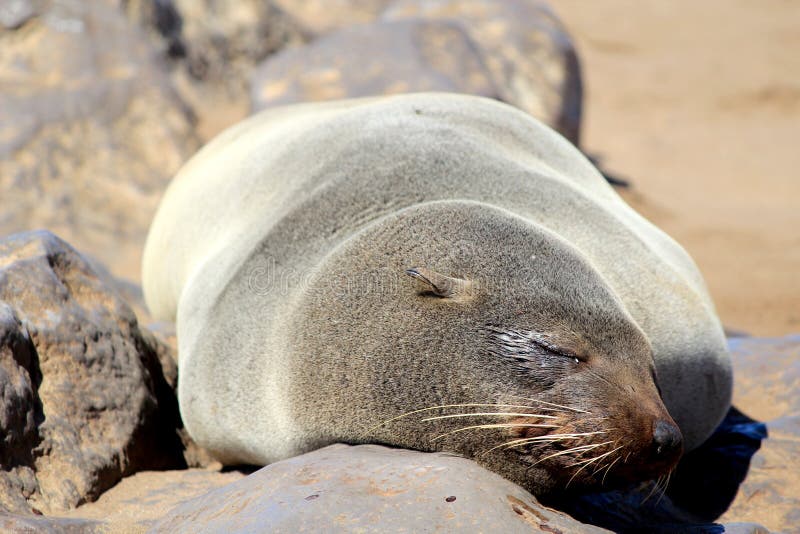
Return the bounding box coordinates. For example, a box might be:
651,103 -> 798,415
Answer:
551,0 -> 800,335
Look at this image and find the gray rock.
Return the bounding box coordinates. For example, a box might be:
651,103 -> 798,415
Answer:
123,0 -> 304,140
62,468 -> 245,531
0,0 -> 198,281
251,20 -> 497,112
0,513 -> 108,534
272,0 -> 393,35
151,444 -> 610,533
125,0 -> 302,91
0,231 -> 185,514
383,0 -> 583,145
0,0 -> 37,30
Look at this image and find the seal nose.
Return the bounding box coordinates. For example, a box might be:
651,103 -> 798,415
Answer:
652,419 -> 682,458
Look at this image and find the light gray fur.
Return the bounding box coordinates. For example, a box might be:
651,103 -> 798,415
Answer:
142,93 -> 731,491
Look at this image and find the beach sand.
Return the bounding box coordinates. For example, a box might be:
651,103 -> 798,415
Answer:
552,0 -> 800,335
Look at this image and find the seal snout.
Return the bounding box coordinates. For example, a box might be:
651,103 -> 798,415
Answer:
651,419 -> 683,460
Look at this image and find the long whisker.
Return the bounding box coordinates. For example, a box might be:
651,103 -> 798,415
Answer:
601,455 -> 622,486
480,433 -> 589,457
505,395 -> 591,414
421,412 -> 558,422
565,445 -> 623,488
431,423 -> 560,442
530,441 -> 615,466
505,431 -> 609,451
568,445 -> 622,467
365,403 -> 564,433
641,475 -> 664,504
654,471 -> 672,505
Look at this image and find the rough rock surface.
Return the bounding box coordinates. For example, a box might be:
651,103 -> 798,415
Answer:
718,336 -> 800,532
0,231 -> 185,515
251,20 -> 498,111
383,0 -> 583,144
272,0 -> 393,35
0,0 -> 198,282
60,468 -> 245,531
251,0 -> 582,145
151,444 -> 610,533
123,0 -> 304,140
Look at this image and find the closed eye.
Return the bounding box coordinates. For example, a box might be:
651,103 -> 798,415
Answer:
484,325 -> 583,365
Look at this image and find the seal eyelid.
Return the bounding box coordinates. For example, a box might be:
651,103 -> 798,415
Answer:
528,337 -> 583,364
485,326 -> 584,364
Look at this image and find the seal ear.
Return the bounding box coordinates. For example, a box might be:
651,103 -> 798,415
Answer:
405,267 -> 471,299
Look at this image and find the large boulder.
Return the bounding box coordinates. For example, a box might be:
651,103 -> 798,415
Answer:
252,0 -> 582,145
383,0 -> 583,145
0,0 -> 198,281
150,444 -> 611,533
271,0 -> 393,35
0,231 -> 185,514
251,20 -> 498,111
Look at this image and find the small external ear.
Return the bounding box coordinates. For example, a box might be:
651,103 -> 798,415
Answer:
405,267 -> 472,299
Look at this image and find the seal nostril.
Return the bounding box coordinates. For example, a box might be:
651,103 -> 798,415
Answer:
652,420 -> 682,456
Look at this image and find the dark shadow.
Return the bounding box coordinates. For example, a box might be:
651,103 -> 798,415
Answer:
549,407 -> 767,533
586,153 -> 632,189
666,407 -> 767,521
221,464 -> 261,475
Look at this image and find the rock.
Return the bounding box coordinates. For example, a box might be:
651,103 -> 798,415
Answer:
382,0 -> 583,145
0,0 -> 37,29
0,513 -> 108,534
0,467 -> 246,532
0,231 -> 185,515
123,0 -> 304,140
718,335 -> 800,532
272,0 -> 393,35
251,19 -> 497,112
150,444 -> 610,533
124,0 -> 302,92
62,468 -> 246,530
0,0 -> 198,281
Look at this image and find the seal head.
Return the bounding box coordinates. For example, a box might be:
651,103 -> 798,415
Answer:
284,200 -> 683,494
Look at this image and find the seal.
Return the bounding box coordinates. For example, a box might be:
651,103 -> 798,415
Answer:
142,93 -> 732,496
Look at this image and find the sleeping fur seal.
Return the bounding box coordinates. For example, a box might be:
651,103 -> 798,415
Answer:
142,93 -> 732,496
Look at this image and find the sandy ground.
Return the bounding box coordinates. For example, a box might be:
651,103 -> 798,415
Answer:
551,1 -> 800,336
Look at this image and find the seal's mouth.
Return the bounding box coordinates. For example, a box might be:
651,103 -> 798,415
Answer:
368,397 -> 683,494
503,405 -> 684,491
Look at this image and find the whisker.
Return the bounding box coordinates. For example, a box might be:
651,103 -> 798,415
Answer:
484,430 -> 609,454
531,441 -> 615,466
480,434 -> 582,457
505,395 -> 591,414
641,475 -> 664,504
420,412 -> 558,422
565,445 -> 623,488
566,445 -> 621,468
654,471 -> 672,505
365,403 -> 562,433
431,423 -> 560,442
601,456 -> 622,486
